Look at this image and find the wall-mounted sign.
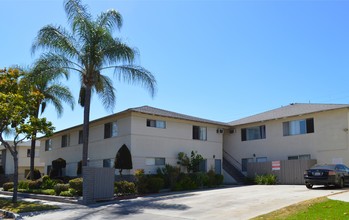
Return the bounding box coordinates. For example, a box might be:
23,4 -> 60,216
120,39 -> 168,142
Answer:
272,161 -> 281,171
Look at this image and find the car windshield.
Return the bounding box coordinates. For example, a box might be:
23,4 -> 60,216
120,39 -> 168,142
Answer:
310,164 -> 336,170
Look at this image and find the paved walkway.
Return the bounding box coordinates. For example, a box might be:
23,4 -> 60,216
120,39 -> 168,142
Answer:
1,185 -> 348,220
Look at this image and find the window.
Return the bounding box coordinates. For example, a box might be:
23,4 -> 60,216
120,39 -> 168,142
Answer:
146,119 -> 166,129
61,134 -> 70,148
288,154 -> 311,160
256,157 -> 267,162
104,121 -> 118,139
283,118 -> 314,136
45,139 -> 52,151
241,125 -> 266,141
103,159 -> 112,168
145,157 -> 165,166
27,149 -> 31,157
193,126 -> 207,141
78,130 -> 83,144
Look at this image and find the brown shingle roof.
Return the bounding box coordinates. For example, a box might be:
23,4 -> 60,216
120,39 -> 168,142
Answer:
229,103 -> 349,126
128,106 -> 229,126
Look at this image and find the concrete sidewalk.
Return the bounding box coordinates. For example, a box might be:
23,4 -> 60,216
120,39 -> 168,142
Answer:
328,190 -> 349,202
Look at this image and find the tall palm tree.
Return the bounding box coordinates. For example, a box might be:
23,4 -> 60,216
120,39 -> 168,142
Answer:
23,60 -> 75,180
32,0 -> 156,167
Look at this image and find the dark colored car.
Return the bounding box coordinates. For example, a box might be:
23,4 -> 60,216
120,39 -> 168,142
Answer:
304,164 -> 349,189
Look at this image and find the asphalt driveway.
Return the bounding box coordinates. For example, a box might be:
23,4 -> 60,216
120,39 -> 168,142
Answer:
20,185 -> 348,220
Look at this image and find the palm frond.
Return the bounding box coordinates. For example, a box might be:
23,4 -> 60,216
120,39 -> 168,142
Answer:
44,84 -> 75,117
97,9 -> 123,32
110,65 -> 157,98
64,0 -> 91,31
100,36 -> 136,64
95,75 -> 116,111
32,25 -> 79,59
39,53 -> 84,74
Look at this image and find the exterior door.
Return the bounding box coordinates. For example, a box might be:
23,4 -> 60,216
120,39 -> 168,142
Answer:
215,159 -> 221,174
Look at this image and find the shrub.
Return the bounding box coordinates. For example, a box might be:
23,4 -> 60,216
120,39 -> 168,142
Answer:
214,174 -> 224,186
54,183 -> 69,196
146,177 -> 164,193
41,175 -> 56,189
26,169 -> 42,180
135,169 -> 144,176
114,181 -> 137,195
69,188 -> 77,196
18,180 -> 30,190
69,178 -> 83,196
254,174 -> 277,185
174,174 -> 197,191
3,182 -> 14,191
28,180 -> 42,189
59,190 -> 74,197
190,172 -> 207,188
157,164 -> 181,189
136,175 -> 148,194
136,175 -> 164,194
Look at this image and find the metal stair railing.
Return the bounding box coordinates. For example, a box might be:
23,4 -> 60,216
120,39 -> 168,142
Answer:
223,150 -> 242,172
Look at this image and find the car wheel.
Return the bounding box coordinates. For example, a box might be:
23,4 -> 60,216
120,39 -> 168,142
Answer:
306,183 -> 313,189
337,178 -> 344,189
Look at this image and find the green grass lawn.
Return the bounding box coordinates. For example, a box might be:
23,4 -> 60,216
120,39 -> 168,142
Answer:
252,197 -> 349,220
0,198 -> 59,213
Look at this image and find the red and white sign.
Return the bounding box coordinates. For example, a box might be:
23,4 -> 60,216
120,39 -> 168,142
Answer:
272,161 -> 281,171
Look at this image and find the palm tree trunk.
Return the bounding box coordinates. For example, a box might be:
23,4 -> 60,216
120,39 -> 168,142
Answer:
82,85 -> 92,167
12,153 -> 18,203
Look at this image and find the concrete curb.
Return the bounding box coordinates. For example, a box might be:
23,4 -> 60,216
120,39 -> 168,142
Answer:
0,190 -> 79,204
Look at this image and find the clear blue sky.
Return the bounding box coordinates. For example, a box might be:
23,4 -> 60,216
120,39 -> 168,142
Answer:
1,0 -> 349,132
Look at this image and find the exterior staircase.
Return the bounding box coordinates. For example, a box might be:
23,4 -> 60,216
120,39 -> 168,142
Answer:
223,150 -> 246,184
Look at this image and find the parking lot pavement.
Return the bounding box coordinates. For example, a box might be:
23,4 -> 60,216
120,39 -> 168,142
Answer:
10,185 -> 348,220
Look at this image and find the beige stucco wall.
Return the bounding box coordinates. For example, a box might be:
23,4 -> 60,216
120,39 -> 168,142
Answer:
40,114 -> 132,176
40,112 -> 225,176
224,108 -> 349,168
0,141 -> 44,180
130,113 -> 224,174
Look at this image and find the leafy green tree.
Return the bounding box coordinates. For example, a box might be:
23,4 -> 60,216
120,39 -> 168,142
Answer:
177,151 -> 204,173
0,68 -> 54,203
22,60 -> 74,180
32,0 -> 156,167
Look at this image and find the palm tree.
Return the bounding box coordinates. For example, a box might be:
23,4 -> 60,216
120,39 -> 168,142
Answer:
23,60 -> 75,180
32,0 -> 156,167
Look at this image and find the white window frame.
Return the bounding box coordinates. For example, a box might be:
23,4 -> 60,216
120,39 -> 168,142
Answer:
104,121 -> 118,139
241,125 -> 266,141
283,118 -> 314,136
61,134 -> 70,148
145,157 -> 165,166
193,126 -> 207,141
45,139 -> 52,151
147,119 -> 166,129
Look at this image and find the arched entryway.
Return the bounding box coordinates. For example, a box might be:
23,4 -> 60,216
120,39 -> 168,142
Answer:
114,144 -> 132,176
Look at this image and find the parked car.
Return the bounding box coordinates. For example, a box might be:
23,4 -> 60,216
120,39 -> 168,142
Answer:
304,164 -> 349,189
